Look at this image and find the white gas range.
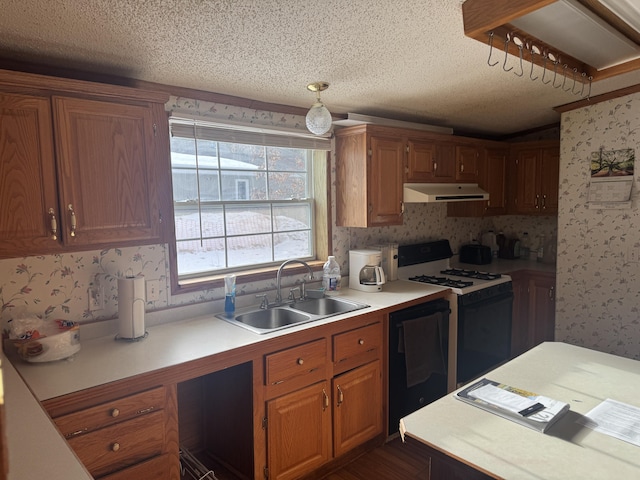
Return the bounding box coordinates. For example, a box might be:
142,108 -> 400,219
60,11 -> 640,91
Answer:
396,241 -> 511,294
395,240 -> 514,391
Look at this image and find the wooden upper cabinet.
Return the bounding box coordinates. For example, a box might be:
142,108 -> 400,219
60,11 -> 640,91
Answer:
0,93 -> 63,257
455,145 -> 479,183
368,135 -> 404,226
511,141 -> 560,215
539,146 -> 560,213
483,147 -> 508,215
0,70 -> 170,258
406,139 -> 455,182
335,126 -> 403,227
447,145 -> 507,218
53,97 -> 162,247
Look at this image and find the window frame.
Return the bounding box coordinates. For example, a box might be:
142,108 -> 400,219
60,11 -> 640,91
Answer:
166,118 -> 332,294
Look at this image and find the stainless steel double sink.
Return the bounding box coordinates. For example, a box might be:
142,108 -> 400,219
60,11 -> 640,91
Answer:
216,297 -> 370,334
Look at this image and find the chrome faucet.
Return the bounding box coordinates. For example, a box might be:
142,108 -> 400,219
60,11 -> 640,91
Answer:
276,259 -> 314,304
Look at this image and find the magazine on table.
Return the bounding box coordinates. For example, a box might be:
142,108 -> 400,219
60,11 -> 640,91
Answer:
455,378 -> 569,433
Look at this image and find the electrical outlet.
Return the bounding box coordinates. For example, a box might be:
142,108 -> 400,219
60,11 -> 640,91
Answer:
146,279 -> 161,302
88,285 -> 104,311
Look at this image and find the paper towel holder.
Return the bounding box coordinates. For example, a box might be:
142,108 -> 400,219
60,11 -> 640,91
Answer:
115,271 -> 149,342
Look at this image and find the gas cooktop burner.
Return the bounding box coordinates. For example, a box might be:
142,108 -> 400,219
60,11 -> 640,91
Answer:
408,275 -> 474,288
440,268 -> 502,281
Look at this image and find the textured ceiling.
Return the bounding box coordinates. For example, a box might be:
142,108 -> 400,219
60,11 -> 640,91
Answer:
2,0 -> 640,136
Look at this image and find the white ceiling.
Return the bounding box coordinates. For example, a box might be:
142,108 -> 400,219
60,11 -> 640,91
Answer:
2,0 -> 640,136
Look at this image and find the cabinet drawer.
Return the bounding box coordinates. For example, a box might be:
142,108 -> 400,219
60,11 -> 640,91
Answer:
54,386 -> 165,437
99,452 -> 174,480
68,410 -> 165,478
333,322 -> 382,365
266,339 -> 327,386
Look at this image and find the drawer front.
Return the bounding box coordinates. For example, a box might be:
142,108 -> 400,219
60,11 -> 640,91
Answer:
266,338 -> 327,386
99,452 -> 175,480
55,386 -> 165,438
333,322 -> 382,365
68,410 -> 165,478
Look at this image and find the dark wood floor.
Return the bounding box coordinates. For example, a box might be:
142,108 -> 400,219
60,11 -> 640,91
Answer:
183,436 -> 429,480
321,436 -> 430,480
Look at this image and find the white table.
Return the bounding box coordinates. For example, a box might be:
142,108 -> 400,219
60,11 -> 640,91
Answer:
401,342 -> 640,479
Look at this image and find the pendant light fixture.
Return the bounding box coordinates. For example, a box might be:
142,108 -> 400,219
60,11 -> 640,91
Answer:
305,82 -> 332,135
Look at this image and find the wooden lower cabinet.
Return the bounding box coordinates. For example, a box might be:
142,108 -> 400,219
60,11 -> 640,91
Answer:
267,381 -> 332,480
264,319 -> 384,480
510,270 -> 556,357
46,385 -> 180,479
333,360 -> 382,457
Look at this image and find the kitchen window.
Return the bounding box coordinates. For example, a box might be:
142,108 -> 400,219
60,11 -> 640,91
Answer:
168,117 -> 331,286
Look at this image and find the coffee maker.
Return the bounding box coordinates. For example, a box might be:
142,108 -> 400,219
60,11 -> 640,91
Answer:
349,249 -> 386,292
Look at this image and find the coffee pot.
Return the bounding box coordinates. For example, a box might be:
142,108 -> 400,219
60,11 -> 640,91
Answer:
349,249 -> 386,292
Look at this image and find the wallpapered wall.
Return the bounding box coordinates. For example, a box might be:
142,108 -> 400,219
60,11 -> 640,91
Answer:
0,95 -> 557,332
557,92 -> 640,360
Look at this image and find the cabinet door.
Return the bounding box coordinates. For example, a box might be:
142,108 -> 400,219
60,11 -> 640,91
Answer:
333,360 -> 382,457
509,271 -> 530,358
267,381 -> 331,480
368,135 -> 404,226
455,145 -> 479,183
0,93 -> 62,257
483,148 -> 507,215
514,149 -> 540,213
407,139 -> 455,182
53,96 -> 162,247
406,139 -> 436,182
528,273 -> 556,346
539,147 -> 559,214
433,142 -> 456,181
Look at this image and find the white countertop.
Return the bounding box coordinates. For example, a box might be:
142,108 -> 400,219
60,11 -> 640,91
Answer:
2,353 -> 92,480
401,342 -> 640,479
4,280 -> 446,479
11,281 -> 445,401
452,255 -> 556,274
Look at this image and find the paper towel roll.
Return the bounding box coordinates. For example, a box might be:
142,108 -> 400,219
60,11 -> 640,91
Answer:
118,275 -> 146,339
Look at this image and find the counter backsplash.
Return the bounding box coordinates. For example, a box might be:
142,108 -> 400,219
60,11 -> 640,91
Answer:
0,214 -> 556,333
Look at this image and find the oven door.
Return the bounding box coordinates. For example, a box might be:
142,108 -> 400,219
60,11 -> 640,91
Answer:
457,288 -> 513,385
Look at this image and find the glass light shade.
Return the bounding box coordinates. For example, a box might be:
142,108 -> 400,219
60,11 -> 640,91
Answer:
306,101 -> 332,135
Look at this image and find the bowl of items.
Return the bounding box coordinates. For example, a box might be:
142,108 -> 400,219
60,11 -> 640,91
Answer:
10,317 -> 80,363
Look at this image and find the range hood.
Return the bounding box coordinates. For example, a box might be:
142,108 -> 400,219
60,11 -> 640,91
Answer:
403,183 -> 489,203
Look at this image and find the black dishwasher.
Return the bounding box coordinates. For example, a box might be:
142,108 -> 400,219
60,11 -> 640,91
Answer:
388,298 -> 450,434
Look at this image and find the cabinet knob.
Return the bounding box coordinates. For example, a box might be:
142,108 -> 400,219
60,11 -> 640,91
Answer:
111,442 -> 120,452
110,408 -> 120,418
297,358 -> 304,365
358,339 -> 364,345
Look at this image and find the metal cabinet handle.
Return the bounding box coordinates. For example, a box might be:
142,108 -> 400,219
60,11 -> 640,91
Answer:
535,194 -> 540,209
68,204 -> 77,236
549,286 -> 555,300
337,385 -> 344,406
48,208 -> 58,240
460,163 -> 464,173
110,408 -> 120,418
433,161 -> 437,171
400,202 -> 405,216
322,389 -> 329,411
542,194 -> 547,209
